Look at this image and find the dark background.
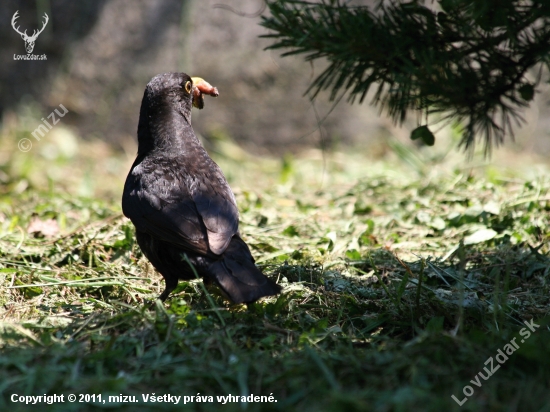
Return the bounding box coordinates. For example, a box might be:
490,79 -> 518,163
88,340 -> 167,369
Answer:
2,0 -> 550,156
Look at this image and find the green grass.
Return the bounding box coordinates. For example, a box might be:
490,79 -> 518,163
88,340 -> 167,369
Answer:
0,126 -> 549,411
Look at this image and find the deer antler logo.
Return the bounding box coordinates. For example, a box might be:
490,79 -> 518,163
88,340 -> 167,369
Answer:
12,11 -> 49,54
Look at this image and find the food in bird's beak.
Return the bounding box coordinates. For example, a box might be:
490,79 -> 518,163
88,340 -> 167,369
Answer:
191,77 -> 219,109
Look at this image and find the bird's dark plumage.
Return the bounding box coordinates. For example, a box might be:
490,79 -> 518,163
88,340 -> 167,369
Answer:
122,72 -> 281,303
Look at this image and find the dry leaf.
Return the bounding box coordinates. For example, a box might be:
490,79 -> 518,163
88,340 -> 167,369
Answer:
27,216 -> 59,238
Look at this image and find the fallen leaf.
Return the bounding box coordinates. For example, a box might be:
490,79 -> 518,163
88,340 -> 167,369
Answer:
27,216 -> 59,238
463,228 -> 497,245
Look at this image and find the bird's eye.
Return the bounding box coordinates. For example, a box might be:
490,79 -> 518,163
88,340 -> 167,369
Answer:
185,81 -> 192,94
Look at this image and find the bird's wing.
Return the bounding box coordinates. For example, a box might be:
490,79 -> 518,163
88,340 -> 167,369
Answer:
122,157 -> 239,256
189,157 -> 240,255
123,161 -> 209,254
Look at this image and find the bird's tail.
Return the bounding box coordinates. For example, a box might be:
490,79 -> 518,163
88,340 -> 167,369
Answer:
207,236 -> 281,304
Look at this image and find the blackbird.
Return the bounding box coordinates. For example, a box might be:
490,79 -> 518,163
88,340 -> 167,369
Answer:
122,72 -> 281,303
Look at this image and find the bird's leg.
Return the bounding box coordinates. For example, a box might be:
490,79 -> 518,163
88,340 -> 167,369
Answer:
158,275 -> 179,301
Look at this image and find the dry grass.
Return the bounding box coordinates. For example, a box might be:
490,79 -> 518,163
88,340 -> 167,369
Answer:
1,120 -> 549,411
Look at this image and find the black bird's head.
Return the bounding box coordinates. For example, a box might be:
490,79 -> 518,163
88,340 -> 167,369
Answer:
137,73 -> 219,153
143,72 -> 219,117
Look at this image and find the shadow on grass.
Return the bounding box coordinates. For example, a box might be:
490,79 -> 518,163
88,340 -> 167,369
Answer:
1,278 -> 549,412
